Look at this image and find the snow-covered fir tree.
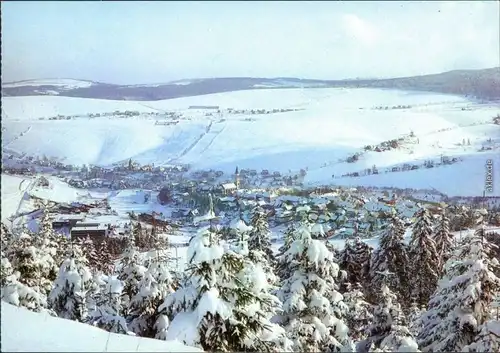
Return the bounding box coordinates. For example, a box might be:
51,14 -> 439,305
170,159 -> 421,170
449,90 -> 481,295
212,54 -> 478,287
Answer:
339,237 -> 372,287
463,320 -> 500,352
276,222 -> 308,281
36,208 -> 69,275
248,206 -> 275,265
417,224 -> 500,352
6,232 -> 56,297
117,234 -> 147,311
48,247 -> 95,322
368,215 -> 410,304
342,282 -> 373,341
87,276 -> 128,334
277,226 -> 355,352
278,222 -> 296,255
1,223 -> 13,251
433,208 -> 454,272
158,226 -> 289,352
1,267 -> 50,313
128,249 -> 175,338
408,207 -> 440,307
407,302 -> 425,337
95,239 -> 114,274
361,273 -> 419,352
76,236 -> 100,273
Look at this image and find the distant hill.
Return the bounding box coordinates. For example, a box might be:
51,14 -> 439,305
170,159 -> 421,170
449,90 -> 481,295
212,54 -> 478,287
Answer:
2,68 -> 499,101
330,68 -> 500,101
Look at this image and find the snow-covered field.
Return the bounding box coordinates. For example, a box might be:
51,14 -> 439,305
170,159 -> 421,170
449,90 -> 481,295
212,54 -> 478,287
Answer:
1,175 -> 30,221
2,88 -> 499,196
0,302 -> 201,352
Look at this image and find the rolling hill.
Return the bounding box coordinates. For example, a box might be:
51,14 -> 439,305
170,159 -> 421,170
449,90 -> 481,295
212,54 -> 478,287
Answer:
2,68 -> 499,101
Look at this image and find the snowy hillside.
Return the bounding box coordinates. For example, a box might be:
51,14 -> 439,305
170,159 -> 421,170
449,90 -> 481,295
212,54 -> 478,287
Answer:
2,87 -> 499,196
2,78 -> 96,89
0,302 -> 201,352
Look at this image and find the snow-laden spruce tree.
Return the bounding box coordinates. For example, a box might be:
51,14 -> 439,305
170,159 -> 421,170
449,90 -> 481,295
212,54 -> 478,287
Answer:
157,226 -> 289,352
117,234 -> 147,311
339,237 -> 372,287
76,236 -> 99,273
1,223 -> 13,251
433,208 -> 454,271
249,206 -> 275,265
128,249 -> 175,338
342,282 -> 373,341
6,231 -> 57,298
463,320 -> 500,352
1,267 -> 50,313
417,224 -> 500,352
48,247 -> 95,322
368,214 -> 410,304
277,225 -> 355,352
407,302 -> 425,337
95,239 -> 114,275
361,272 -> 419,352
2,251 -> 46,312
276,222 -> 310,282
409,207 -> 440,307
87,276 -> 128,334
278,222 -> 297,255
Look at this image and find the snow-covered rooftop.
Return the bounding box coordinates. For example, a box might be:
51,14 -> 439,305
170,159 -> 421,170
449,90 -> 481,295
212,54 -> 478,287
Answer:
221,183 -> 237,190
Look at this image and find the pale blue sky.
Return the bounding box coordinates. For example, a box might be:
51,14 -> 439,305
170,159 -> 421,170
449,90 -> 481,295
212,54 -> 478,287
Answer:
2,1 -> 498,84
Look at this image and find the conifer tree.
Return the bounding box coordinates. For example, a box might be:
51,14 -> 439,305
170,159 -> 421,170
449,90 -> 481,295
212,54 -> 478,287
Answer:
407,302 -> 425,337
277,227 -> 355,352
433,208 -> 454,270
368,215 -> 410,304
339,237 -> 372,287
77,236 -> 99,273
117,234 -> 147,311
418,225 -> 500,352
463,320 -> 500,352
87,277 -> 128,334
95,239 -> 114,274
248,206 -> 274,264
342,282 -> 373,341
158,227 -> 289,352
361,272 -> 419,352
408,207 -> 440,306
278,222 -> 296,255
1,223 -> 13,251
128,249 -> 175,338
7,232 -> 56,297
1,267 -> 49,313
48,247 -> 95,322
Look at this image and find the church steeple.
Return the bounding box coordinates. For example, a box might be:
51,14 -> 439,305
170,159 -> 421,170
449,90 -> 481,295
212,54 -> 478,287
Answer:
235,166 -> 240,189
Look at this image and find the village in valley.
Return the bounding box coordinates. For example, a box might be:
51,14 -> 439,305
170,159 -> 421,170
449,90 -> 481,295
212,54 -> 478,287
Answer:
2,1 -> 500,350
2,92 -> 500,352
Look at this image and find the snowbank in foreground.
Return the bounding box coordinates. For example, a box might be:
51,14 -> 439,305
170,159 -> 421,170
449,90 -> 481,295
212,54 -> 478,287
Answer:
0,302 -> 202,352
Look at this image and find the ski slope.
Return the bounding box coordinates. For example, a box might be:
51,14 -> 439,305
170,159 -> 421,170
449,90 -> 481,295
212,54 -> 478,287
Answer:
2,88 -> 499,196
0,302 -> 201,352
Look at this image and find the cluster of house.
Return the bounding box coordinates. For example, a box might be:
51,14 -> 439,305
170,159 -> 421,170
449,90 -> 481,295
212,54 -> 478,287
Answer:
168,183 -> 422,240
188,106 -> 301,117
372,105 -> 412,110
38,110 -> 177,121
338,155 -> 461,179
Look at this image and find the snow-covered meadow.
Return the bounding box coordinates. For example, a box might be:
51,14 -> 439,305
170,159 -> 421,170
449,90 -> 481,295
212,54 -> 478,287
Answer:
2,87 -> 499,196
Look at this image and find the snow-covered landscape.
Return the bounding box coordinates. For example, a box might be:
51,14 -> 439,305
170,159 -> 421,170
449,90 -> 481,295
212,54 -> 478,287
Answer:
2,87 -> 499,196
2,1 -> 500,352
